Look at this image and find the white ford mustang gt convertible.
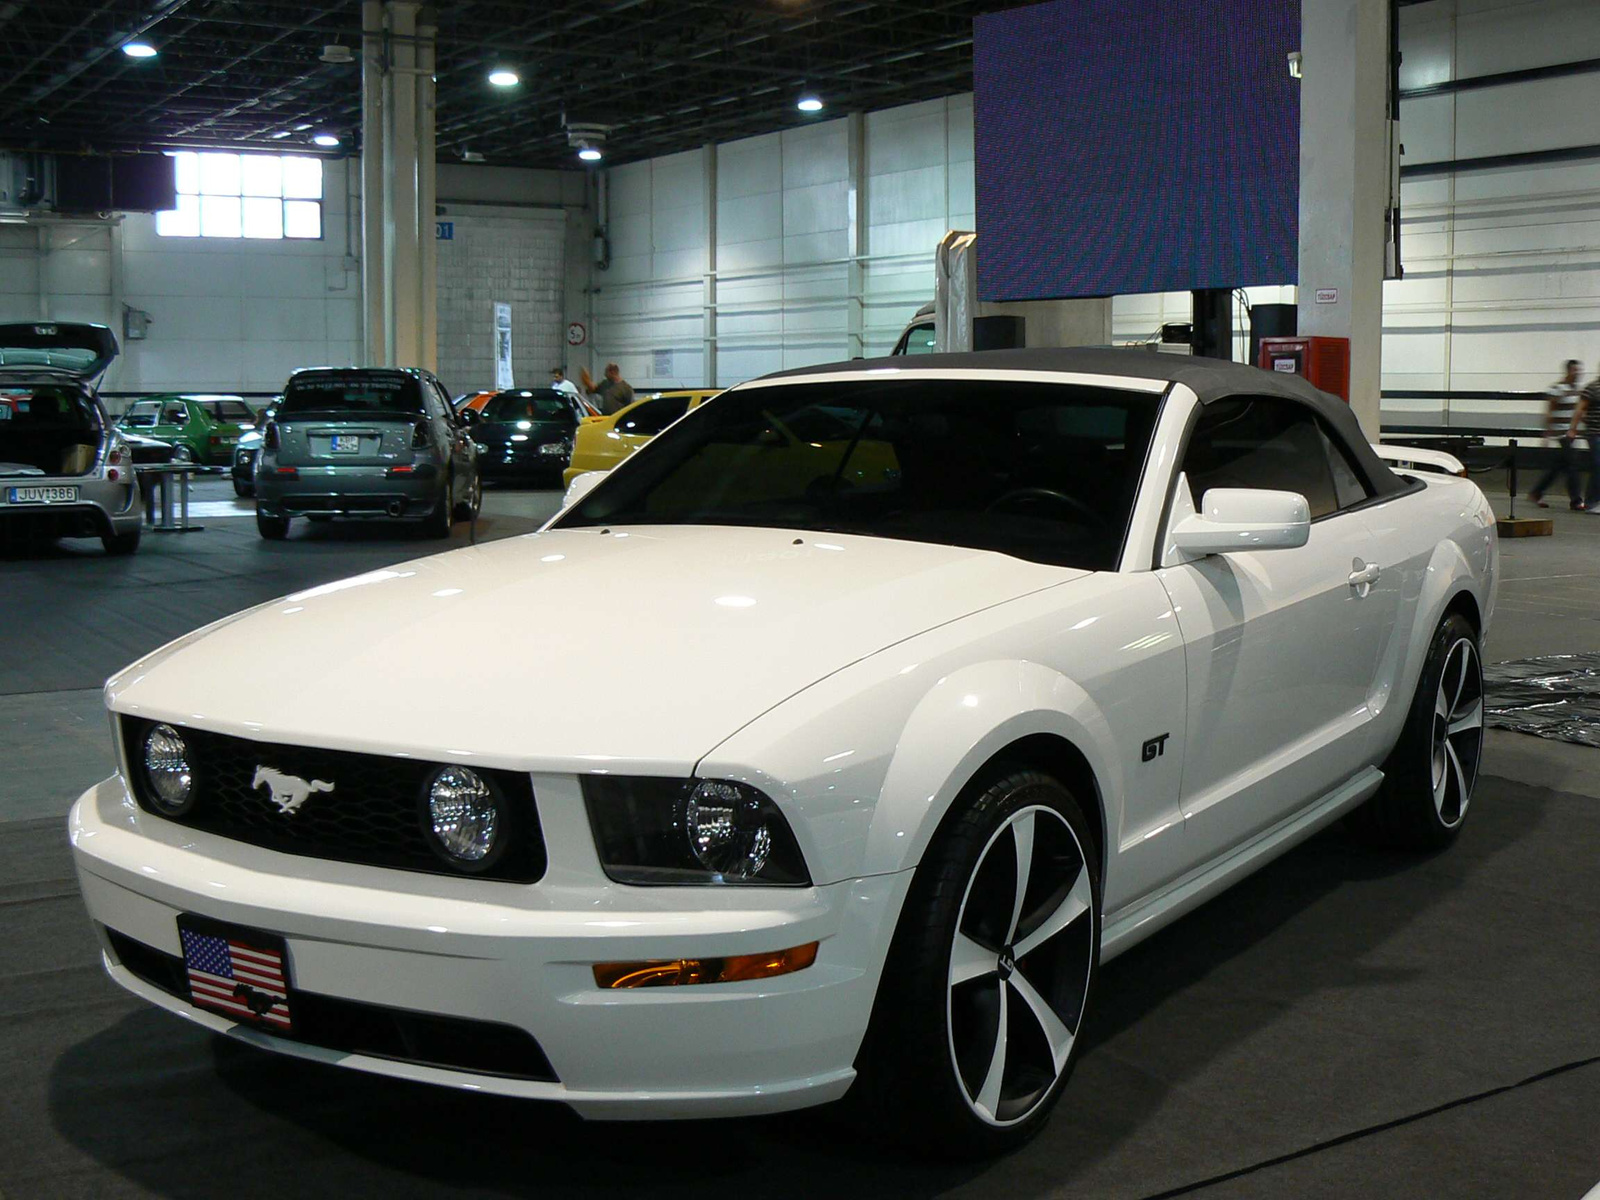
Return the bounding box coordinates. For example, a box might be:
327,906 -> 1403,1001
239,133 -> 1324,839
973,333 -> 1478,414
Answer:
71,348 -> 1496,1156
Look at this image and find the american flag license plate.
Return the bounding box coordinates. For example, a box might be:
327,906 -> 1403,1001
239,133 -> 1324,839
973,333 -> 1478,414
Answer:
178,916 -> 293,1032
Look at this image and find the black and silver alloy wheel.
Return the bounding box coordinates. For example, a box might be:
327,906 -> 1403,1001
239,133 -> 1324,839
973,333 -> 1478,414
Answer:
848,769 -> 1100,1156
948,804 -> 1095,1127
1353,610 -> 1483,851
1431,635 -> 1483,828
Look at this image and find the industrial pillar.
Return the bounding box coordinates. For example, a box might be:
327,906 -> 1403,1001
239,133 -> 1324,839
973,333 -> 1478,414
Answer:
701,142 -> 718,390
1297,0 -> 1391,435
360,0 -> 437,369
844,112 -> 866,361
360,0 -> 386,364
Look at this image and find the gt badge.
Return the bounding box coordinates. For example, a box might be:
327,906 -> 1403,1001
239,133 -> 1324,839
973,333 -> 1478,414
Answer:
1141,734 -> 1170,762
252,766 -> 334,816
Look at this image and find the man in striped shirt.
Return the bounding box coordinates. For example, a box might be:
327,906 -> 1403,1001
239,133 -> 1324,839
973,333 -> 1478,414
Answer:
1529,359 -> 1586,510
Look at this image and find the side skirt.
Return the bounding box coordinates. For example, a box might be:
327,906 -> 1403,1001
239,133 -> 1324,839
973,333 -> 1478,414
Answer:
1100,766 -> 1384,961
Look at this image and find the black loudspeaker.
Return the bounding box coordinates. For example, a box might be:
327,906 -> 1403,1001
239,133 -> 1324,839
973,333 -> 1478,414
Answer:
973,315 -> 1025,351
1250,303 -> 1297,370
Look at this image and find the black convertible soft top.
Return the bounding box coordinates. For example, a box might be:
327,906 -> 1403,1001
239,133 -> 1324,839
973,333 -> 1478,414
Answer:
756,347 -> 1407,498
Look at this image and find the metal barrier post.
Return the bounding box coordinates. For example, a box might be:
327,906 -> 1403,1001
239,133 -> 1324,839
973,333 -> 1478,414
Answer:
1508,438 -> 1517,519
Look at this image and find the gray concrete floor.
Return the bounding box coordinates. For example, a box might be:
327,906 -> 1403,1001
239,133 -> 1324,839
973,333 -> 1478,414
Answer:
2,475 -> 1598,1199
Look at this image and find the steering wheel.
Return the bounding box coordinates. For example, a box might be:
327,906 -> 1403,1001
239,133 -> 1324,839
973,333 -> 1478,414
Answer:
985,487 -> 1107,528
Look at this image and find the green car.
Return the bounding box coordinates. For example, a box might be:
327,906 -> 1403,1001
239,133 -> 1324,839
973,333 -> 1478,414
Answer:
117,394 -> 258,465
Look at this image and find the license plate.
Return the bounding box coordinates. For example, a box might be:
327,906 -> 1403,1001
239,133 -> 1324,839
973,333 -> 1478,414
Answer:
6,485 -> 78,504
178,915 -> 294,1032
330,435 -> 361,454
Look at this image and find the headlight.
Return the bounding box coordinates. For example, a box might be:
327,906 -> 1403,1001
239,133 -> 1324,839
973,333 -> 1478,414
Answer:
422,765 -> 505,871
143,723 -> 196,815
582,777 -> 810,886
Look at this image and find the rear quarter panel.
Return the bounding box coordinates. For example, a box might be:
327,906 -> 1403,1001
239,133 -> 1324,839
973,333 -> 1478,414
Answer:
1358,475 -> 1497,760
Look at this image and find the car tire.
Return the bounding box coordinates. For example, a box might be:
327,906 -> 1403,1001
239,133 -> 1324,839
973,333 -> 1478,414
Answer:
454,472 -> 482,521
101,528 -> 141,556
846,767 -> 1100,1159
256,511 -> 290,540
1351,611 -> 1483,851
423,480 -> 453,539
232,477 -> 251,498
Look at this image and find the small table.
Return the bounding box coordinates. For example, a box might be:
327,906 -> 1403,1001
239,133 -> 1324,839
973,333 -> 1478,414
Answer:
136,463 -> 205,533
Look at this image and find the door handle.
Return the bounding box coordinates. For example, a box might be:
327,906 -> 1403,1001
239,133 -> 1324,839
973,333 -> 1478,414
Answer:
1348,561 -> 1382,590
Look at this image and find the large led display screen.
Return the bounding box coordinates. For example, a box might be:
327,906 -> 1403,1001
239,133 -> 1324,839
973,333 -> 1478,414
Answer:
974,0 -> 1300,301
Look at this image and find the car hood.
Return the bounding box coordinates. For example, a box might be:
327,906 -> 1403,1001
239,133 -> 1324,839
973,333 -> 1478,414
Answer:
107,525 -> 1083,773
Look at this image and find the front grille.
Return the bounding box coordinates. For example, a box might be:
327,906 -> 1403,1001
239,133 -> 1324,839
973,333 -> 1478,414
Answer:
104,927 -> 559,1082
120,717 -> 546,883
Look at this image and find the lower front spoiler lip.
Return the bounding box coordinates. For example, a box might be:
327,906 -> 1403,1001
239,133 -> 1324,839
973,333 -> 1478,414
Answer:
99,937 -> 858,1119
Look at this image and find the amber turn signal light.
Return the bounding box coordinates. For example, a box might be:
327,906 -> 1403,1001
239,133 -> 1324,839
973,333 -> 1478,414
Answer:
593,941 -> 819,989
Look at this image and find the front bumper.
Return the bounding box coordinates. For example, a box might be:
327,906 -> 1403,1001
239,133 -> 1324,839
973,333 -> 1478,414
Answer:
255,464 -> 440,519
70,774 -> 908,1118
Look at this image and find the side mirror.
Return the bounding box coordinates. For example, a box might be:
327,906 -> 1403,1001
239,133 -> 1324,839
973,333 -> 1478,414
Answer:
562,470 -> 607,509
1171,486 -> 1310,557
458,407 -> 481,426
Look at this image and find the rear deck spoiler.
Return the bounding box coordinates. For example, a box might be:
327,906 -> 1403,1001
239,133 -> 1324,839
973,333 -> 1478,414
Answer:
1372,443 -> 1467,478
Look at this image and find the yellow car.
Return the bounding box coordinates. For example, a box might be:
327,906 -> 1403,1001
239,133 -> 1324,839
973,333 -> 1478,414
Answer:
563,389 -> 720,486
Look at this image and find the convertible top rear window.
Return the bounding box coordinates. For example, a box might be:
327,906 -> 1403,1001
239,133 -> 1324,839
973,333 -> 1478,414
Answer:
558,378 -> 1162,570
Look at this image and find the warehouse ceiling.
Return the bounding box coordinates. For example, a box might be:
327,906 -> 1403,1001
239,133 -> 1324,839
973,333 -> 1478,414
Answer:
0,0 -> 1040,169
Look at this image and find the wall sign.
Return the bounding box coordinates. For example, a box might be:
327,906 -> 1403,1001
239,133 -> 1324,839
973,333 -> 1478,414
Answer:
566,321 -> 587,347
436,221 -> 454,240
1315,287 -> 1339,304
493,302 -> 513,390
652,348 -> 673,377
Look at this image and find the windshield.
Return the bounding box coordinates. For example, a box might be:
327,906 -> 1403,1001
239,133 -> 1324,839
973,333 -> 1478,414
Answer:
482,390 -> 573,424
279,375 -> 424,417
557,378 -> 1163,570
120,400 -> 162,427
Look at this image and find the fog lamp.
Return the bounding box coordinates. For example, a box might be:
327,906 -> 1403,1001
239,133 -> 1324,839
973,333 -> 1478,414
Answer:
143,723 -> 196,815
424,766 -> 502,868
593,942 -> 819,988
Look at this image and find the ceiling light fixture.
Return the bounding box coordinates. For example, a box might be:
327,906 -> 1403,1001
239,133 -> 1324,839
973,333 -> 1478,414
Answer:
312,132 -> 340,147
488,68 -> 519,87
577,146 -> 603,162
797,93 -> 824,113
122,41 -> 158,59
270,130 -> 293,140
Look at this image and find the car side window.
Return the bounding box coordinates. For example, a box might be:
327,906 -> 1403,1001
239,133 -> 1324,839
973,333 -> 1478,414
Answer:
163,403 -> 188,426
1181,396 -> 1341,519
618,397 -> 689,437
1320,424 -> 1372,509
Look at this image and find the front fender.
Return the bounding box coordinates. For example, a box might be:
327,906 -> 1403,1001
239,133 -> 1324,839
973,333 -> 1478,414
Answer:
863,659 -> 1119,880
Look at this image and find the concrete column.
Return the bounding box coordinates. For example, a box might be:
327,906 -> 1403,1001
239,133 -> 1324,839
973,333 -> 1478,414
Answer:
417,13 -> 438,372
701,142 -> 717,390
386,0 -> 421,368
360,0 -> 386,364
360,0 -> 434,369
1298,0 -> 1391,435
844,111 -> 866,361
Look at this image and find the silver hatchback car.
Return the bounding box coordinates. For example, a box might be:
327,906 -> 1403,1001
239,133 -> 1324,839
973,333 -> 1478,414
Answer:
0,322 -> 143,555
254,367 -> 480,540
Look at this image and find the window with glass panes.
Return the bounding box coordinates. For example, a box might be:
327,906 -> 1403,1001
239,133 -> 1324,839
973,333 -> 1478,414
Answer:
156,152 -> 323,240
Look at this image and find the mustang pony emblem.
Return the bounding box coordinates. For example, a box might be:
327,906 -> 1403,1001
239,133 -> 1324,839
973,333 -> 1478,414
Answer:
252,766 -> 333,816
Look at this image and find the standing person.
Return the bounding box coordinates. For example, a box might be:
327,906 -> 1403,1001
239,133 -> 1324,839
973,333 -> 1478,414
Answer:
1577,364 -> 1600,511
1529,359 -> 1585,509
581,363 -> 635,416
550,367 -> 583,403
